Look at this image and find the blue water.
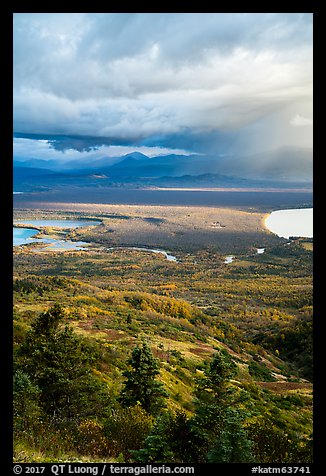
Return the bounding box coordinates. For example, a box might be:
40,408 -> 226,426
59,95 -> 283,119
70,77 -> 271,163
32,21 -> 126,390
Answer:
13,227 -> 88,250
13,227 -> 87,250
13,218 -> 101,249
13,227 -> 39,246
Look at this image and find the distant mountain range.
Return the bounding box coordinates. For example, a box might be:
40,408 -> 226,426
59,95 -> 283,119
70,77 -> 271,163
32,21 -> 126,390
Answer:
14,147 -> 313,191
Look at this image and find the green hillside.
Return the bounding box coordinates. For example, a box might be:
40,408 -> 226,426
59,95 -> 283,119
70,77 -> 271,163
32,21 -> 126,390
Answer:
13,215 -> 313,463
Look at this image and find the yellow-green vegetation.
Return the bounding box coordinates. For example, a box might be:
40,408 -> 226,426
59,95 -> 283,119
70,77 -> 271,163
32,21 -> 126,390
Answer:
13,208 -> 313,463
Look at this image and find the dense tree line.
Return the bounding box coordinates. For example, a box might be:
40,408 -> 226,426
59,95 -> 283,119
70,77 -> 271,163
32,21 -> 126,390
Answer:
14,304 -> 312,463
13,278 -> 49,296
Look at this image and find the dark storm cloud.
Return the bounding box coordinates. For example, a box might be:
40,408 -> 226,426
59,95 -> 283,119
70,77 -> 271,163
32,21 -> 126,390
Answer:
13,13 -> 313,160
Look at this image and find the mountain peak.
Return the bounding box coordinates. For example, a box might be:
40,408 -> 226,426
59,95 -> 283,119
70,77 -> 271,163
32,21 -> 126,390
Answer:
123,152 -> 150,160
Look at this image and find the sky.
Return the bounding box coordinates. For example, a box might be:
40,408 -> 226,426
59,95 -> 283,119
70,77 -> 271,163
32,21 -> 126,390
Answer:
13,13 -> 313,168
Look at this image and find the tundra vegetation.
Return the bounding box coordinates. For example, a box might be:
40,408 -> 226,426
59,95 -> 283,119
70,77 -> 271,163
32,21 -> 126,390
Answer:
13,207 -> 313,463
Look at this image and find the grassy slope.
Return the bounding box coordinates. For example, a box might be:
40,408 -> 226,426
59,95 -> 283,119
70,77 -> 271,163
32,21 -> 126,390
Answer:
13,209 -> 313,462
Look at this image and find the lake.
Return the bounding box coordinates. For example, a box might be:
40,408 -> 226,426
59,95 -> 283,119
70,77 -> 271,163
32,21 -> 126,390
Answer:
13,228 -> 89,250
14,187 -> 312,209
265,208 -> 313,239
13,227 -> 40,246
13,218 -> 101,249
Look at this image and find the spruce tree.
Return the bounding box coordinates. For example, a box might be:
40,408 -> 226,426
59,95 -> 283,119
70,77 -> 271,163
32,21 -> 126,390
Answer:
206,408 -> 253,463
133,410 -> 195,463
190,349 -> 253,462
119,341 -> 168,416
18,303 -> 109,423
134,350 -> 253,463
13,370 -> 42,433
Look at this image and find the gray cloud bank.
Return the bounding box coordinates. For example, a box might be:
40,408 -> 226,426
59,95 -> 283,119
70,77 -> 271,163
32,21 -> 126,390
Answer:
13,13 -> 313,180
